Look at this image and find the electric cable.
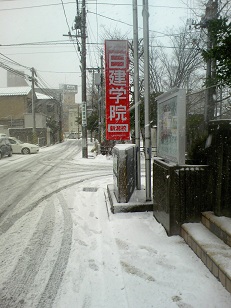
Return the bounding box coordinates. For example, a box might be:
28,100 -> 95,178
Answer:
0,52 -> 31,70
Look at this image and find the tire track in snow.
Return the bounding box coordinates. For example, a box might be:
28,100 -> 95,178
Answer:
0,143 -> 77,214
37,193 -> 73,308
0,202 -> 55,308
0,162 -> 57,221
0,173 -> 111,235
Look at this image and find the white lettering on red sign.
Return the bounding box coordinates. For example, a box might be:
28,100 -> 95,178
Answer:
105,40 -> 130,140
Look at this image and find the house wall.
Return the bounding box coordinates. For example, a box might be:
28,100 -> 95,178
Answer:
0,95 -> 30,120
0,125 -> 9,136
69,107 -> 81,135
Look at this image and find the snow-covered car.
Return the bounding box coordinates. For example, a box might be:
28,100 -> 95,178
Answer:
8,137 -> 39,154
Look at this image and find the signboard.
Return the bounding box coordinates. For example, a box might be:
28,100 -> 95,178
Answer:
105,40 -> 130,140
59,84 -> 78,93
94,73 -> 101,86
157,88 -> 186,165
82,102 -> 87,126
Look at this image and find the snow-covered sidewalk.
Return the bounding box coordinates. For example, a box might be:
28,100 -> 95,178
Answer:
52,152 -> 231,308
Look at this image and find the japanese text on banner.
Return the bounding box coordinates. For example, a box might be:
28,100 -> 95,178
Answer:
105,40 -> 130,140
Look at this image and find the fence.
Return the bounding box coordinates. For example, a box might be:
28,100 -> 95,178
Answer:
9,128 -> 48,145
208,120 -> 231,217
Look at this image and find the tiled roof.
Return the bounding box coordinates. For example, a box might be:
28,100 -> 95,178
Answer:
0,86 -> 32,96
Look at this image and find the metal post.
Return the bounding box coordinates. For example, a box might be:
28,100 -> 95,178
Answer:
81,0 -> 88,158
98,66 -> 102,146
143,0 -> 152,201
204,0 -> 218,123
77,104 -> 79,138
133,0 -> 141,190
99,53 -> 104,144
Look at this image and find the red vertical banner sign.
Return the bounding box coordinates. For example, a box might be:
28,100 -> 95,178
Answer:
105,40 -> 130,140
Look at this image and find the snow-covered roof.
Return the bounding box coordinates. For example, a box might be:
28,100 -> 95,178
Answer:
35,92 -> 54,100
0,86 -> 32,96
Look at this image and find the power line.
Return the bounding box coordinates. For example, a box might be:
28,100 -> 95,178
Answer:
60,0 -> 81,62
88,10 -> 133,27
0,51 -> 82,55
0,52 -> 30,69
35,73 -> 62,101
179,0 -> 201,18
0,1 -> 75,11
36,70 -> 81,74
0,40 -> 77,47
0,61 -> 30,80
87,15 -> 100,66
0,53 -> 62,101
87,10 -> 170,37
0,1 -> 191,12
0,42 -> 199,57
60,0 -> 72,35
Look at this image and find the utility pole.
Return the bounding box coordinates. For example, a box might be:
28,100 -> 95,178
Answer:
59,94 -> 63,143
133,0 -> 141,190
143,0 -> 151,201
81,0 -> 88,158
204,0 -> 218,123
31,67 -> 37,144
67,0 -> 88,157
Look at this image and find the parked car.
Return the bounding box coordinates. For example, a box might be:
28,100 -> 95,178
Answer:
8,137 -> 39,154
0,137 -> 13,159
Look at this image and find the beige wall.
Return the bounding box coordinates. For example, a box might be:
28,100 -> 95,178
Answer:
0,95 -> 31,120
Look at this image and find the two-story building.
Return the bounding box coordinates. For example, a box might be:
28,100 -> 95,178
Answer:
0,87 -> 61,144
0,86 -> 32,128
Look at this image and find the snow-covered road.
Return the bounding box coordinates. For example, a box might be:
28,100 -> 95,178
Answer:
0,139 -> 230,307
0,140 -> 112,307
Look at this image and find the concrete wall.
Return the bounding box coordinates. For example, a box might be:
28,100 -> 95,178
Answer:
9,127 -> 48,146
24,113 -> 47,128
0,125 -> 9,136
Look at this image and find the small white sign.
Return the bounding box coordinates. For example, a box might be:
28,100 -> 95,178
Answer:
60,84 -> 78,93
82,102 -> 87,126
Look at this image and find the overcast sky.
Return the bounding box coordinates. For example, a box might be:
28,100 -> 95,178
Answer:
0,0 -> 202,101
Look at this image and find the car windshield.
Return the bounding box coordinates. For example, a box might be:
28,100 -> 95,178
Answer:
13,139 -> 23,144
